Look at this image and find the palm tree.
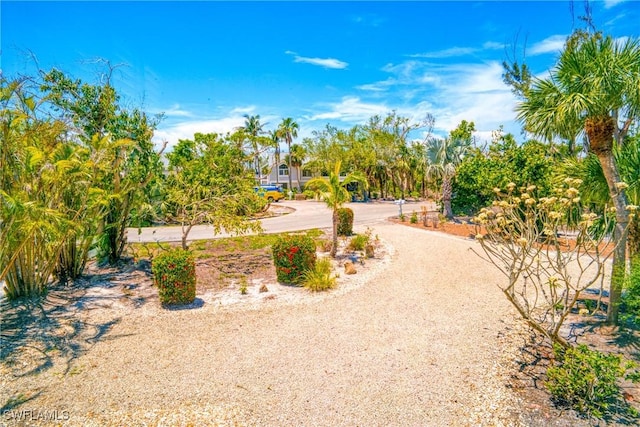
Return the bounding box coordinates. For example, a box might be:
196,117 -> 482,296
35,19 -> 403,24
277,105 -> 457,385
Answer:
268,129 -> 281,185
242,114 -> 264,183
426,137 -> 471,219
289,143 -> 306,191
278,117 -> 299,192
305,161 -> 366,258
560,136 -> 640,258
516,33 -> 640,324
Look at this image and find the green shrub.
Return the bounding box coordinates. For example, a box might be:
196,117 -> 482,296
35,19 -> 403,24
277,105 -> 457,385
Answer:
152,249 -> 196,306
348,234 -> 369,251
410,211 -> 418,224
621,256 -> 640,327
272,234 -> 316,285
546,344 -> 639,418
337,207 -> 354,236
303,257 -> 336,292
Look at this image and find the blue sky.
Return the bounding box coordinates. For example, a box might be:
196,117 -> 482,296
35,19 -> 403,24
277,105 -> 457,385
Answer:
2,1 -> 639,149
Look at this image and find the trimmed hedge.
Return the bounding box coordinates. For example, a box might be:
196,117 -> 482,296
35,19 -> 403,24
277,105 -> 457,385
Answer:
337,207 -> 354,236
152,249 -> 196,306
272,234 -> 316,285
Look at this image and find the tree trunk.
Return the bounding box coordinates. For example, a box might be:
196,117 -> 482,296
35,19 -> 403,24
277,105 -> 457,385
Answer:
287,139 -> 293,193
442,176 -> 454,219
587,116 -> 630,325
331,209 -> 338,258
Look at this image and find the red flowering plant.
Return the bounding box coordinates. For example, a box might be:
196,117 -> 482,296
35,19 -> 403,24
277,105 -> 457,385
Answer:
152,248 -> 196,306
272,234 -> 316,285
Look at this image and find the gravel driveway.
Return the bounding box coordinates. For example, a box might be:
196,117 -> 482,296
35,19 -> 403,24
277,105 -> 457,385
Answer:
2,223 -> 587,426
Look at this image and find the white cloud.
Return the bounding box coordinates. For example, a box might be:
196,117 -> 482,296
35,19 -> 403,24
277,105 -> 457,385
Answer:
358,59 -> 520,139
356,77 -> 397,92
604,0 -> 626,9
304,96 -> 389,122
285,51 -> 348,69
408,46 -> 478,59
482,41 -> 504,50
160,104 -> 193,118
230,105 -> 257,115
529,35 -> 566,55
153,116 -> 246,150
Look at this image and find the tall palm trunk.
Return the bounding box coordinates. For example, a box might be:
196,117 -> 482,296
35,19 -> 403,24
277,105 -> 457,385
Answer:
442,176 -> 454,219
586,116 -> 630,325
287,139 -> 293,192
331,208 -> 338,258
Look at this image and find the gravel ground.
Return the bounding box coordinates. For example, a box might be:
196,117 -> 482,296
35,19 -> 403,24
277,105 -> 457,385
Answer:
1,223 -> 592,426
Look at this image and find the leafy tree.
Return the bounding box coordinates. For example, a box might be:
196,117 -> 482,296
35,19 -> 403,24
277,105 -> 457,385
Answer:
278,117 -> 299,192
240,114 -> 270,183
305,161 -> 366,257
289,143 -> 306,191
454,130 -> 557,214
39,67 -> 164,265
559,134 -> 640,258
165,133 -> 263,250
516,33 -> 640,324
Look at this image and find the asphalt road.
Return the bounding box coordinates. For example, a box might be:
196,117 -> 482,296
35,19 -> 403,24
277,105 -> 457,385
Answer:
126,199 -> 434,244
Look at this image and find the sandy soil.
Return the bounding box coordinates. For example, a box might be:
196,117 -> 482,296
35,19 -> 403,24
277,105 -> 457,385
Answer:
1,222 -> 630,426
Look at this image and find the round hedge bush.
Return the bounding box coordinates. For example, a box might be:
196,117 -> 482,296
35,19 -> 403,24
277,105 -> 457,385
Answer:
272,234 -> 316,285
152,249 -> 196,306
337,207 -> 354,236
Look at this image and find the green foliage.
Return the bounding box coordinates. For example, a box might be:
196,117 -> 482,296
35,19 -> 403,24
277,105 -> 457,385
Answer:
40,68 -> 164,265
348,233 -> 369,251
272,234 -> 316,285
152,249 -> 196,306
239,277 -> 248,295
165,132 -> 263,249
620,256 -> 640,328
453,132 -> 557,215
337,207 -> 354,236
303,257 -> 337,292
546,344 -> 639,418
0,77 -> 105,298
410,211 -> 418,224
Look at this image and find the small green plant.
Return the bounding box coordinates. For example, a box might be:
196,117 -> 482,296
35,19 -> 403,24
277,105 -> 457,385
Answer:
337,207 -> 354,236
410,211 -> 418,224
621,256 -> 640,328
152,248 -> 196,306
303,257 -> 337,292
399,213 -> 406,222
272,234 -> 316,285
239,277 -> 248,295
348,234 -> 369,251
546,344 -> 639,418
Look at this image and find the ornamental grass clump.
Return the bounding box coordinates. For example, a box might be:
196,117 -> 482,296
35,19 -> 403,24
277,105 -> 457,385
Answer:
272,234 -> 316,285
473,179 -> 618,347
303,257 -> 337,292
152,248 -> 196,306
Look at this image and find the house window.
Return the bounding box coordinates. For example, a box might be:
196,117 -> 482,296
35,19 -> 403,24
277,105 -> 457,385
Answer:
302,169 -> 312,177
278,164 -> 289,176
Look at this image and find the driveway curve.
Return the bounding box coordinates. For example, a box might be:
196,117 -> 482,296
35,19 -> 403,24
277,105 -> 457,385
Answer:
127,200 -> 433,243
12,222 -> 567,426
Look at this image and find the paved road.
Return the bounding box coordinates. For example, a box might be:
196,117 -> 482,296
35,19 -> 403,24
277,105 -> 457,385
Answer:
126,199 -> 434,244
